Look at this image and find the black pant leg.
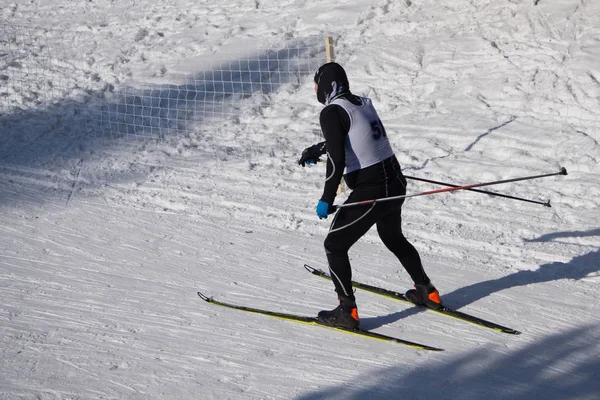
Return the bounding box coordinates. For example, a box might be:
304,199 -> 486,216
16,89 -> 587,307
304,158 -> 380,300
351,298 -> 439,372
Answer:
376,206 -> 430,285
324,203 -> 378,300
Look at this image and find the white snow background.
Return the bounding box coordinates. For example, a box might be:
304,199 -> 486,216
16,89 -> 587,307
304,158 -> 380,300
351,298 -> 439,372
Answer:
1,0 -> 600,399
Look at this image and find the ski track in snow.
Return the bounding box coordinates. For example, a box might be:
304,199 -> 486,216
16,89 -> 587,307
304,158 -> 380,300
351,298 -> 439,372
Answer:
1,0 -> 600,399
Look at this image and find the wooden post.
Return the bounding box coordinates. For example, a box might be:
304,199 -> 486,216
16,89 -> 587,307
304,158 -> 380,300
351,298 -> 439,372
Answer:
325,36 -> 335,63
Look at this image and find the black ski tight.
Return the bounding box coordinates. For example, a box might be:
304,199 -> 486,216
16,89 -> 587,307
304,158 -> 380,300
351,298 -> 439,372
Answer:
324,197 -> 430,301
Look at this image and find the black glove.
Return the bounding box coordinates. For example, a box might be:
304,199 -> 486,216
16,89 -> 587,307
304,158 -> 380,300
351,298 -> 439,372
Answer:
298,142 -> 327,167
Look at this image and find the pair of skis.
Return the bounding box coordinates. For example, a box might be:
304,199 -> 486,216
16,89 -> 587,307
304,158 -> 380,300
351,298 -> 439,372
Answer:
198,264 -> 520,351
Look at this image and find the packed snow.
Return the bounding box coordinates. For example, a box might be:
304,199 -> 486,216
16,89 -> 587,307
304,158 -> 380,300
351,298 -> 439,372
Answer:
1,0 -> 599,399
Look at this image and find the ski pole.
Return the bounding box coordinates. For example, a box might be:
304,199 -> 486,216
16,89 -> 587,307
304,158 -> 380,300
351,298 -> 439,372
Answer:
404,175 -> 551,207
336,167 -> 567,209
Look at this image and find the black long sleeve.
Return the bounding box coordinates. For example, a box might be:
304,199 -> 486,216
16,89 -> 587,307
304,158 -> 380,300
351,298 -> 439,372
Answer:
319,104 -> 350,204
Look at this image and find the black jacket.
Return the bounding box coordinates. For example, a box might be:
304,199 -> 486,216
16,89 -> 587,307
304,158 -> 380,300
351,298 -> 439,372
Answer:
318,94 -> 406,205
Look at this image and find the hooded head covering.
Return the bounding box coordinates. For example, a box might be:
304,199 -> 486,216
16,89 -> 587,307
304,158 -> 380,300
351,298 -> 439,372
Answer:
313,62 -> 350,105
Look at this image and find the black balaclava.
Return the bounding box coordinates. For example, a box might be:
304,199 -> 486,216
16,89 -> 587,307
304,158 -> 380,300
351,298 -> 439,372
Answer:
313,62 -> 350,105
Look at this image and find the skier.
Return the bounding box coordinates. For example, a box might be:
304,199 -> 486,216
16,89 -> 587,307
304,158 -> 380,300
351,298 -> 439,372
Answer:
298,62 -> 443,329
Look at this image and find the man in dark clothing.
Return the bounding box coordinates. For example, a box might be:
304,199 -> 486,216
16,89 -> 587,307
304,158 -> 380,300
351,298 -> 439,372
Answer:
298,62 -> 442,329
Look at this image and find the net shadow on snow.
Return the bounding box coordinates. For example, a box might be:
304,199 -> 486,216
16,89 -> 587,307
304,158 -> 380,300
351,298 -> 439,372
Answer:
296,324 -> 600,400
0,33 -> 323,207
85,42 -> 321,141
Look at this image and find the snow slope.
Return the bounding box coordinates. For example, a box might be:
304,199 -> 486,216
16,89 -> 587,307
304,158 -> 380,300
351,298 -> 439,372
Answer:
1,1 -> 599,399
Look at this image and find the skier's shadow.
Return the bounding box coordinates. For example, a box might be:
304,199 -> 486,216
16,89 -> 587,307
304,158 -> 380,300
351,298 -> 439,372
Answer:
361,228 -> 600,330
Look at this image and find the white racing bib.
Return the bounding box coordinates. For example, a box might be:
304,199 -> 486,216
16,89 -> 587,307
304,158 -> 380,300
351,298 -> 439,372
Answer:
330,97 -> 394,173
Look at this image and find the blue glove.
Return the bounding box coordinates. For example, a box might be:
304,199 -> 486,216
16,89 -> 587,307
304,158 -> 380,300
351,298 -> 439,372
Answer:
316,200 -> 331,219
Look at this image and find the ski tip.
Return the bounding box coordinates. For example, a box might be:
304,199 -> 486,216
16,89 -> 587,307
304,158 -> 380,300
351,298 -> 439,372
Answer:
197,292 -> 211,302
303,264 -> 319,274
560,166 -> 568,176
304,264 -> 326,276
505,329 -> 522,335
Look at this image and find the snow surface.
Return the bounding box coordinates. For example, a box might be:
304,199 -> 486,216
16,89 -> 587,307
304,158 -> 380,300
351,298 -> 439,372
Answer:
1,0 -> 600,399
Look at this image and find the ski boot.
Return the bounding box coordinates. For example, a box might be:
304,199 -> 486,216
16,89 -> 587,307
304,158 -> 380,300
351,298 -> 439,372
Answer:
406,282 -> 443,310
317,296 -> 360,330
